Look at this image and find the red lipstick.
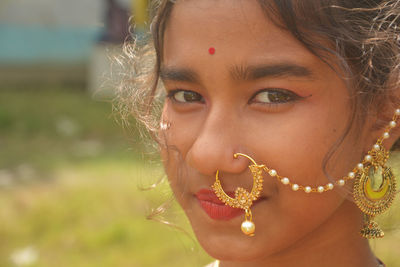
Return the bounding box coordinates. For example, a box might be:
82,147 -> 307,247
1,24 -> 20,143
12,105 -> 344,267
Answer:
195,189 -> 243,220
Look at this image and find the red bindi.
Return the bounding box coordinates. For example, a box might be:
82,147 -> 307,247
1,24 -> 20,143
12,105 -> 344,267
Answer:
208,47 -> 216,55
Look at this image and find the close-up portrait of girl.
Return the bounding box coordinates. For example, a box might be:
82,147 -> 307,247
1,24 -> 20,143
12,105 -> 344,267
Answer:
117,0 -> 400,266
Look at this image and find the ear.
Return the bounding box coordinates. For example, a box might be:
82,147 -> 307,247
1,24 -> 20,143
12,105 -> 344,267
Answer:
382,85 -> 400,151
368,92 -> 400,151
359,78 -> 400,152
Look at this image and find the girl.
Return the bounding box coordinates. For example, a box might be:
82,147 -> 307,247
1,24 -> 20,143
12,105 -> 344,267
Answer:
118,0 -> 400,266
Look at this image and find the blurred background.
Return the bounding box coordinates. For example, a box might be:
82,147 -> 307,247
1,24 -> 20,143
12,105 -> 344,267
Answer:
0,1 -> 399,266
0,0 -> 211,266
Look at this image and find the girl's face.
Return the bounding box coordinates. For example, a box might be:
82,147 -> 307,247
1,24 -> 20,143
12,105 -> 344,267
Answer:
160,0 -> 375,263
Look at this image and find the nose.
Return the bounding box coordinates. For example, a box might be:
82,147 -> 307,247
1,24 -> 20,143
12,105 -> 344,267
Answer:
186,107 -> 250,176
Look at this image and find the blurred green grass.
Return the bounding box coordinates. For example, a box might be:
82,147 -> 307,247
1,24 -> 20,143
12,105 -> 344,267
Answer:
0,87 -> 137,171
0,88 -> 212,267
0,88 -> 398,267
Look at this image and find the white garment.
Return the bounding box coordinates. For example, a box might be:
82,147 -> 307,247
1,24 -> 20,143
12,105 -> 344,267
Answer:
204,260 -> 220,267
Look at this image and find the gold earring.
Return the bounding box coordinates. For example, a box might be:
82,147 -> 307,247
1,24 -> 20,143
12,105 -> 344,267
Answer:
353,109 -> 399,239
212,153 -> 265,236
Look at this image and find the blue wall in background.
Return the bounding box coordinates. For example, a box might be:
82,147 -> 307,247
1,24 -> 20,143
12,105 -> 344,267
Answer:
0,24 -> 101,64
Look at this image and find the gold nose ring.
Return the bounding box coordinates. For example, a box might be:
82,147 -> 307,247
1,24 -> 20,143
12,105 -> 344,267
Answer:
212,153 -> 265,236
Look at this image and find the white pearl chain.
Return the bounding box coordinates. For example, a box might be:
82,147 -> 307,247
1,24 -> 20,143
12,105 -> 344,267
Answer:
263,108 -> 400,193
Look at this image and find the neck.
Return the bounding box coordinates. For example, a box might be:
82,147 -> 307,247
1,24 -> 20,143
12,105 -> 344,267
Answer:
220,200 -> 379,267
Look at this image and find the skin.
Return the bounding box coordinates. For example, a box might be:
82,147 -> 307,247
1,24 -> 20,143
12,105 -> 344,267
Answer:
158,0 -> 399,266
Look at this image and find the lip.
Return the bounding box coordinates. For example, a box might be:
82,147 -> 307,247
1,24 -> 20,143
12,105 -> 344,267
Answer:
195,189 -> 244,220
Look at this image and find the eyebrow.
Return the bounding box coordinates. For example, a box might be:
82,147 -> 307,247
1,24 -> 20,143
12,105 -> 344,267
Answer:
230,63 -> 313,81
160,67 -> 200,83
159,63 -> 313,83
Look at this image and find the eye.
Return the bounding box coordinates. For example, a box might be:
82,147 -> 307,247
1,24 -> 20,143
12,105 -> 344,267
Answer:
250,89 -> 300,104
168,90 -> 204,103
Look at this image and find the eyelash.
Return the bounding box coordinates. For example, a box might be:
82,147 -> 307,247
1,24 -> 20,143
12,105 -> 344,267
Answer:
249,89 -> 301,105
167,88 -> 301,105
167,89 -> 204,104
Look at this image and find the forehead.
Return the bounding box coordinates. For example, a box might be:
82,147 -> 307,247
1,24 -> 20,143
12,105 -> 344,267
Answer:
163,0 -> 317,68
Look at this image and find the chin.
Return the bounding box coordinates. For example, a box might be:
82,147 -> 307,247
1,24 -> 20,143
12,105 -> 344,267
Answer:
197,235 -> 271,263
188,215 -> 277,263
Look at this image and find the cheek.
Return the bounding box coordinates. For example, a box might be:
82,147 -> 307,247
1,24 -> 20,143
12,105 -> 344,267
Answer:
244,87 -> 354,187
160,106 -> 202,205
277,190 -> 346,229
160,146 -> 189,209
161,102 -> 204,156
245,117 -> 340,185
